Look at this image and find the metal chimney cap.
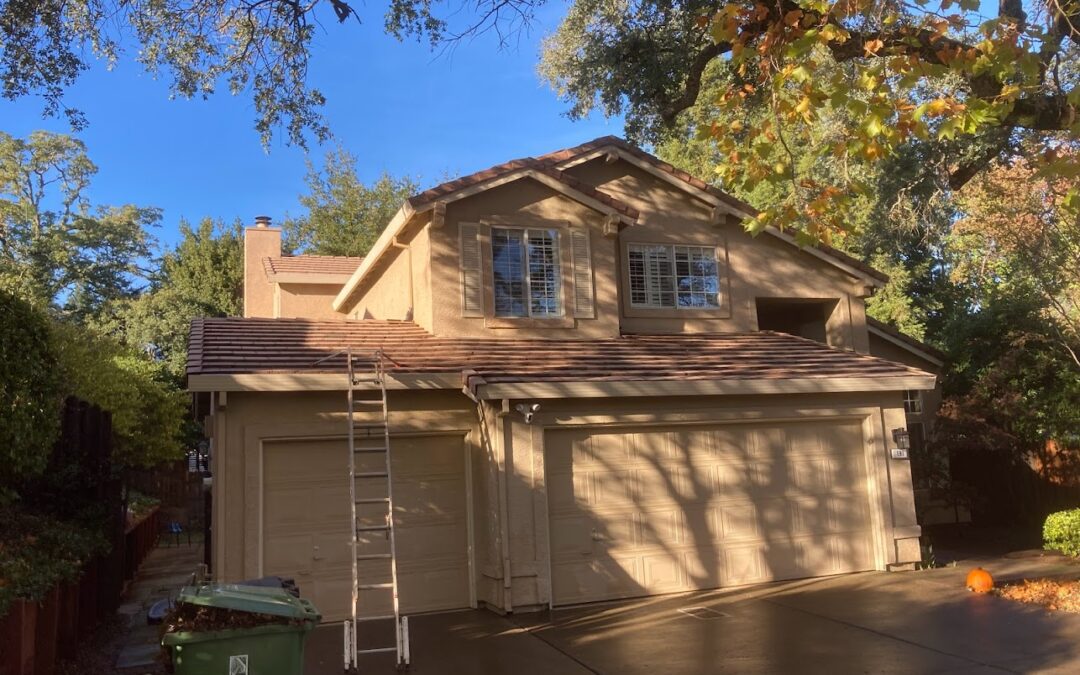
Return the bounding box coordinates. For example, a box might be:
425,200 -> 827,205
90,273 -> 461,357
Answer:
254,215 -> 272,228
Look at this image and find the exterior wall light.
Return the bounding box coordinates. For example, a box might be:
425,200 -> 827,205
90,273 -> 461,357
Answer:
892,428 -> 911,450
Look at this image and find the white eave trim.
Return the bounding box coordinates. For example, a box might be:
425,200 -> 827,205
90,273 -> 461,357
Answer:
332,202 -> 415,312
268,272 -> 354,285
189,371 -> 936,396
868,325 -> 945,368
474,375 -> 937,400
331,168 -> 636,313
188,372 -> 462,392
555,146 -> 886,288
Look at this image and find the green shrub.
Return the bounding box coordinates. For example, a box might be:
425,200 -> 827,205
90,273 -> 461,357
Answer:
1043,509 -> 1080,557
0,291 -> 63,494
0,507 -> 108,615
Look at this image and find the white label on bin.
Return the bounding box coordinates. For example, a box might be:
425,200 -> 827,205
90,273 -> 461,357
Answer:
229,654 -> 249,674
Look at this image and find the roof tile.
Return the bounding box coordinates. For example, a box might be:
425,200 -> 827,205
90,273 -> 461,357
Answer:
263,256 -> 364,277
188,318 -> 931,384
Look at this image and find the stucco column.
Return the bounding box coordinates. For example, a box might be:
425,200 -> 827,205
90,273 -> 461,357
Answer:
882,403 -> 922,569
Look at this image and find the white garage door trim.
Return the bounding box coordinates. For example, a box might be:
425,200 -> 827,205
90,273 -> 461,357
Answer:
541,412 -> 890,607
247,431 -> 477,618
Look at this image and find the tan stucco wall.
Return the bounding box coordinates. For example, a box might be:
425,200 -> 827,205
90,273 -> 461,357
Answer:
868,334 -> 943,420
275,283 -> 348,320
569,159 -> 870,348
243,227 -> 281,318
209,386 -> 922,613
338,158 -> 873,347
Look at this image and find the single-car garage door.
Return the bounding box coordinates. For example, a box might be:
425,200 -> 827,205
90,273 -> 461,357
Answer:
547,420 -> 877,605
262,434 -> 470,621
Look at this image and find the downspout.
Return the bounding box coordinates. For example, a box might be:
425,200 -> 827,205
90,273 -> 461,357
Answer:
495,399 -> 513,612
390,237 -> 414,320
464,374 -> 514,613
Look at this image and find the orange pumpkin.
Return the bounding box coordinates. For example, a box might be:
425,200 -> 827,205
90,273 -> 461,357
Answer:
966,567 -> 994,593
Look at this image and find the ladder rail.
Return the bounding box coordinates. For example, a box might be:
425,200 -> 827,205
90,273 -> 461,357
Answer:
340,349 -> 409,672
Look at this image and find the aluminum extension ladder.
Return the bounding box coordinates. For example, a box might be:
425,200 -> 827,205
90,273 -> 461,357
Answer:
321,349 -> 410,672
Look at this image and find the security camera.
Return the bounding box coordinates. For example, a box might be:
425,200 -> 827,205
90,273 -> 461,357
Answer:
515,402 -> 541,424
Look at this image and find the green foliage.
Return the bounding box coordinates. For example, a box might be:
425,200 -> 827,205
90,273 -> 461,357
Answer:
864,255 -> 928,341
0,507 -> 108,614
282,147 -> 417,256
0,291 -> 63,493
101,218 -> 243,379
1044,509 -> 1080,557
0,131 -> 157,318
543,0 -> 1080,238
50,322 -> 187,469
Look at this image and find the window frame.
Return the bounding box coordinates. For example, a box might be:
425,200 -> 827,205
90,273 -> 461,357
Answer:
490,226 -> 564,319
622,239 -> 729,317
478,217 -> 576,328
903,390 -> 923,415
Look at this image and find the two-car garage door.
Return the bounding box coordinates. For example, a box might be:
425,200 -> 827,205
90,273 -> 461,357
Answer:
547,419 -> 878,605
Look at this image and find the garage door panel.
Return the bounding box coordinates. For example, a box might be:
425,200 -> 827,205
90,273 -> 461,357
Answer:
550,515 -> 592,557
639,508 -> 683,548
593,469 -> 636,507
723,546 -> 766,585
634,465 -> 692,505
549,419 -> 876,605
642,553 -> 684,592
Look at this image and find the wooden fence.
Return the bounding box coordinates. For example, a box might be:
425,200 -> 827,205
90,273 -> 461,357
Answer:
0,398 -> 165,675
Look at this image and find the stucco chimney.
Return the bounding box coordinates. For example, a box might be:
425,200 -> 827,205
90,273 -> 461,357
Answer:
243,215 -> 281,318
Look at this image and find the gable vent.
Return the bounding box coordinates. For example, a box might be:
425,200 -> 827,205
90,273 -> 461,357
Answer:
570,228 -> 595,318
459,222 -> 484,317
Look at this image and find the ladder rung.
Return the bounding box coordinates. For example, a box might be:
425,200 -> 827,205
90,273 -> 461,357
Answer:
355,497 -> 389,504
356,524 -> 390,532
352,378 -> 384,384
356,553 -> 393,560
358,583 -> 394,590
353,422 -> 387,428
357,647 -> 397,655
352,400 -> 384,406
355,471 -> 389,478
354,447 -> 388,453
355,614 -> 397,622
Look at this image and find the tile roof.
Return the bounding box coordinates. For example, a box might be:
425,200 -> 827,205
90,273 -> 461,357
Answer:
539,136 -> 889,284
263,255 -> 364,277
188,318 -> 931,385
405,157 -> 639,221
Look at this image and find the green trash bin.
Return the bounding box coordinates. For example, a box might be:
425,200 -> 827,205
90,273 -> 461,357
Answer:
161,583 -> 321,675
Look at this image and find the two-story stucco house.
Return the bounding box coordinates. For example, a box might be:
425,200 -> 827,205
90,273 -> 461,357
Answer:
187,137 -> 940,624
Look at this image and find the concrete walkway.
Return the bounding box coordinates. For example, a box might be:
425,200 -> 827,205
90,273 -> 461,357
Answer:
113,542 -> 204,674
308,553 -> 1080,674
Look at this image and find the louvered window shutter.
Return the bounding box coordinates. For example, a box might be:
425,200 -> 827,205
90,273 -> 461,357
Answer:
459,223 -> 484,316
570,228 -> 595,318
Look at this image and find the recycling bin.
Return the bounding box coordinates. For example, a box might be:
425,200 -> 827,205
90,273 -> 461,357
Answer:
161,583 -> 320,675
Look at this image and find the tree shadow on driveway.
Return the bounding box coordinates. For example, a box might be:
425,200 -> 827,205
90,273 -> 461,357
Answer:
511,571 -> 1080,675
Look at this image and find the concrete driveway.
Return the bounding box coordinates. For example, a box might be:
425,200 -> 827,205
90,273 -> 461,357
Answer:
306,555 -> 1080,674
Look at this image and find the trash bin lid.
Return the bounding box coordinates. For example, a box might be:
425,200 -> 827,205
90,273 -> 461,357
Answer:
177,583 -> 319,621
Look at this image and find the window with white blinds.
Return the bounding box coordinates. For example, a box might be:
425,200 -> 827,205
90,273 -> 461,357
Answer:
491,227 -> 563,318
628,243 -> 721,309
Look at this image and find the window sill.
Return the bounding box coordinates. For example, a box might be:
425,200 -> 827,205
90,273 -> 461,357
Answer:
484,316 -> 576,329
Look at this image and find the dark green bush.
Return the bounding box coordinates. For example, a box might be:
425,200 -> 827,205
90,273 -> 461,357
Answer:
1043,508 -> 1080,557
0,291 -> 63,494
0,507 -> 108,615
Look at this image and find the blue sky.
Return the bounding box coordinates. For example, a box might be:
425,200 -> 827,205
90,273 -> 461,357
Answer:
0,2 -> 623,251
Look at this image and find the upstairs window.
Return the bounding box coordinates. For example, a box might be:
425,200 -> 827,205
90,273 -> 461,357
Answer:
628,243 -> 720,309
903,390 -> 923,415
491,228 -> 562,318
